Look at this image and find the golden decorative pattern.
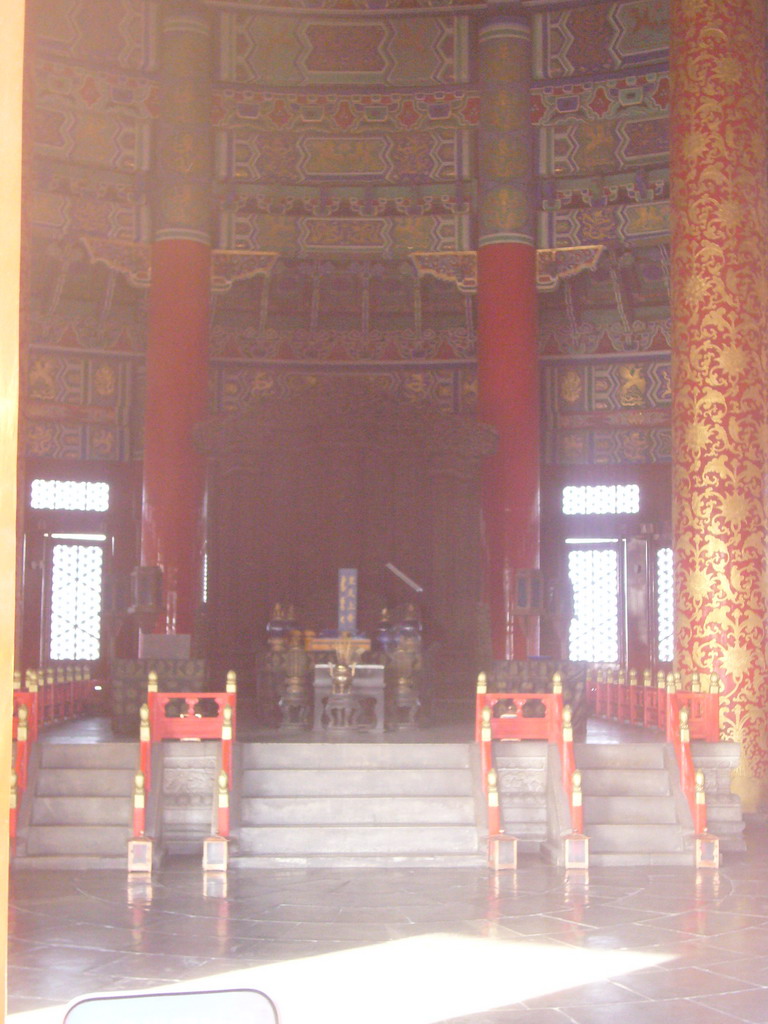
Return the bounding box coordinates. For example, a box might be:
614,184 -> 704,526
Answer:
670,0 -> 768,806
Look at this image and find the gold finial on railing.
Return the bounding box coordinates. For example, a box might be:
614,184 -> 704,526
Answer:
487,768 -> 499,806
552,671 -> 563,695
643,669 -> 652,688
26,669 -> 38,694
563,704 -> 573,743
147,671 -> 158,694
572,769 -> 582,806
139,703 -> 150,743
709,672 -> 720,694
133,771 -> 145,805
618,669 -> 626,687
680,706 -> 690,743
225,670 -> 237,694
217,769 -> 229,807
13,670 -> 21,691
666,671 -> 675,693
674,670 -> 682,690
657,670 -> 666,689
695,769 -> 705,799
17,703 -> 27,742
481,704 -> 492,742
629,668 -> 638,687
476,671 -> 487,695
222,704 -> 233,741
691,671 -> 701,692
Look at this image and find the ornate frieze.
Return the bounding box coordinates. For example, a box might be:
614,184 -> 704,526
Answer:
218,11 -> 470,86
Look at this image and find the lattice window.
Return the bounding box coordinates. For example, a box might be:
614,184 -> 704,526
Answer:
656,546 -> 673,663
562,484 -> 639,516
49,543 -> 103,661
567,546 -> 620,663
31,479 -> 110,512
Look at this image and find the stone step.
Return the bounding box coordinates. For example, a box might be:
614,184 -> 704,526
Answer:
30,795 -> 132,827
583,795 -> 678,824
25,825 -> 130,857
241,767 -> 473,798
241,795 -> 475,826
36,768 -> 135,798
240,742 -> 472,770
575,743 -> 666,770
493,741 -> 548,768
587,822 -> 688,854
39,743 -> 137,769
579,768 -> 671,797
237,824 -> 482,857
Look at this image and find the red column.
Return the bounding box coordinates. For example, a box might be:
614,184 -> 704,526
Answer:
141,239 -> 210,634
670,0 -> 768,810
477,14 -> 540,660
140,6 -> 212,639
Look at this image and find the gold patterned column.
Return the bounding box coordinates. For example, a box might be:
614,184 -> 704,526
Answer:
670,0 -> 768,810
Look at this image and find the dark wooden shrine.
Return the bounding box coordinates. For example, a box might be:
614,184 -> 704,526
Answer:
195,385 -> 497,700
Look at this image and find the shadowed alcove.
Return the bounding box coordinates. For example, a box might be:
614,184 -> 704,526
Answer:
195,384 -> 497,701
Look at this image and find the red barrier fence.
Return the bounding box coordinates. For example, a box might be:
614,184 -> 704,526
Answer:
476,671 -> 584,858
592,667 -> 719,741
136,670 -> 238,843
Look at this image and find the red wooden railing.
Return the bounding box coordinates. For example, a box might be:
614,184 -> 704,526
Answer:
476,672 -> 583,846
592,666 -> 719,740
135,670 -> 238,842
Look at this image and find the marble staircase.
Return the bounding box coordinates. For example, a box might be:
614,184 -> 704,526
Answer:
14,742 -> 136,869
230,742 -> 487,868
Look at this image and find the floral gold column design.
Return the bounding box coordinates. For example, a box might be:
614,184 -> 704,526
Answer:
670,0 -> 768,810
477,11 -> 539,660
141,5 -> 213,637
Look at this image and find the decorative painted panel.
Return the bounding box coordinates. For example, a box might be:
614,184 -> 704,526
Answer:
31,0 -> 156,72
539,114 -> 667,176
533,0 -> 668,79
27,312 -> 145,354
539,200 -> 669,247
23,350 -> 134,461
211,364 -> 476,416
33,104 -> 152,173
33,59 -> 156,120
29,191 -> 147,241
531,72 -> 669,126
218,12 -> 469,86
218,128 -> 470,185
219,184 -> 469,219
539,311 -> 672,356
541,355 -> 671,465
221,210 -> 469,257
207,0 -> 484,9
212,86 -> 479,132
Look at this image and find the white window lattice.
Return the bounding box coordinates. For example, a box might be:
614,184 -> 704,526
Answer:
656,546 -> 674,663
49,543 -> 103,661
31,479 -> 110,512
567,546 -> 619,663
562,484 -> 640,516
